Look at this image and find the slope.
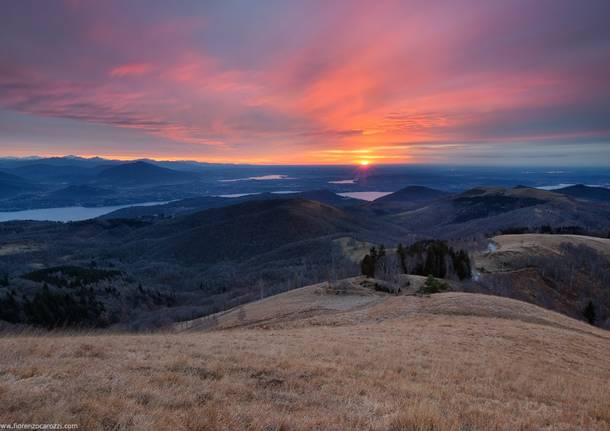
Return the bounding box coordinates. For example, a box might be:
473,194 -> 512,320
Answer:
101,189 -> 360,220
554,184 -> 610,203
390,186 -> 610,237
365,185 -> 450,215
1,285 -> 608,430
122,198 -> 366,264
0,171 -> 39,198
474,234 -> 610,328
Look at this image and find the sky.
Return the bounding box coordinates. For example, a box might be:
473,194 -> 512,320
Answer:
1,0 -> 610,165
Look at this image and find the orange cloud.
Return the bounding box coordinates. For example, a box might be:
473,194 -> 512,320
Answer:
3,1 -> 610,165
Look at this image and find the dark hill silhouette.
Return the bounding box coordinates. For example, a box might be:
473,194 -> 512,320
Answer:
124,198 -> 362,263
101,189 -> 360,219
374,185 -> 448,203
554,184 -> 610,202
452,187 -> 548,222
9,163 -> 109,183
0,171 -> 38,198
96,161 -> 198,186
365,185 -> 450,215
47,185 -> 113,201
294,189 -> 360,206
390,187 -> 610,238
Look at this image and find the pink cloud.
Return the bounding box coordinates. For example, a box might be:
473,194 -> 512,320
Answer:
2,1 -> 609,163
110,63 -> 153,77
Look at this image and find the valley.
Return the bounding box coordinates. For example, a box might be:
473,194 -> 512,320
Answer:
1,159 -> 610,430
1,162 -> 610,332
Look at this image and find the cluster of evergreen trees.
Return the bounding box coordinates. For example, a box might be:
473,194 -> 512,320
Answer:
397,240 -> 471,280
22,266 -> 121,289
0,284 -> 105,328
360,240 -> 471,281
0,263 -> 179,328
583,300 -> 596,326
360,245 -> 386,278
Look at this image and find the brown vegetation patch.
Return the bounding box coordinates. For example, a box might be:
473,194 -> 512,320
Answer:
0,293 -> 609,430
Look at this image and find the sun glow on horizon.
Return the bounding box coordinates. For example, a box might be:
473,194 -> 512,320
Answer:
359,160 -> 370,166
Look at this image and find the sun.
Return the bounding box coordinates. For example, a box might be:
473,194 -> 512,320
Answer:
359,160 -> 370,166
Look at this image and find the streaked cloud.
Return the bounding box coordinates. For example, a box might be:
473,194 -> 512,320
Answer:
110,63 -> 153,77
0,0 -> 609,165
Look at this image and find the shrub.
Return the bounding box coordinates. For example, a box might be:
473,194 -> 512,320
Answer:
583,300 -> 596,326
419,275 -> 450,294
0,290 -> 20,323
360,246 -> 385,278
361,254 -> 376,278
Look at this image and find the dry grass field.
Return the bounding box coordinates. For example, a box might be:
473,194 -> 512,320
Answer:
1,282 -> 609,430
472,234 -> 610,329
475,234 -> 610,273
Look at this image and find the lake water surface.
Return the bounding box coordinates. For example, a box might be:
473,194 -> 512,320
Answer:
337,191 -> 392,201
0,201 -> 171,223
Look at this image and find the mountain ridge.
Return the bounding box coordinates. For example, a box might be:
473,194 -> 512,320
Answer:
96,161 -> 199,186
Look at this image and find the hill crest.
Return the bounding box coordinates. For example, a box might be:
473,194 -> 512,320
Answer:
96,161 -> 197,185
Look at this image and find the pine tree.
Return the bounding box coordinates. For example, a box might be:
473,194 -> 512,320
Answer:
370,246 -> 378,261
583,301 -> 596,325
361,254 -> 376,278
396,243 -> 407,273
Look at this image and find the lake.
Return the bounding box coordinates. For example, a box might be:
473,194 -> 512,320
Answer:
337,191 -> 393,201
0,201 -> 171,223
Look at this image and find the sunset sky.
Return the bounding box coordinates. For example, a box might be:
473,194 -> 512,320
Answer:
1,0 -> 610,165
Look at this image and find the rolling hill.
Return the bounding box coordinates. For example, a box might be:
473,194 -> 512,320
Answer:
1,280 -> 608,430
46,185 -> 114,202
374,185 -> 448,204
473,234 -> 610,328
96,161 -> 199,186
554,184 -> 610,202
366,185 -> 450,215
101,189 -> 361,220
2,191 -> 609,331
389,186 -> 610,238
9,163 -> 106,184
0,171 -> 39,198
124,198 -> 365,263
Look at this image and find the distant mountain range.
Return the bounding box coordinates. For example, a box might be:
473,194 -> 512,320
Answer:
100,184 -> 610,239
1,155 -> 609,213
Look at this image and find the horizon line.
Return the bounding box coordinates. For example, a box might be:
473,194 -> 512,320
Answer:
1,154 -> 610,169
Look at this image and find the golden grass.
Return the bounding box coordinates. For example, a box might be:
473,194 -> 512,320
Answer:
476,234 -> 610,273
1,292 -> 609,430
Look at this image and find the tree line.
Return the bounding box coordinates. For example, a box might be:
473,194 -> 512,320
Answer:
498,225 -> 610,238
